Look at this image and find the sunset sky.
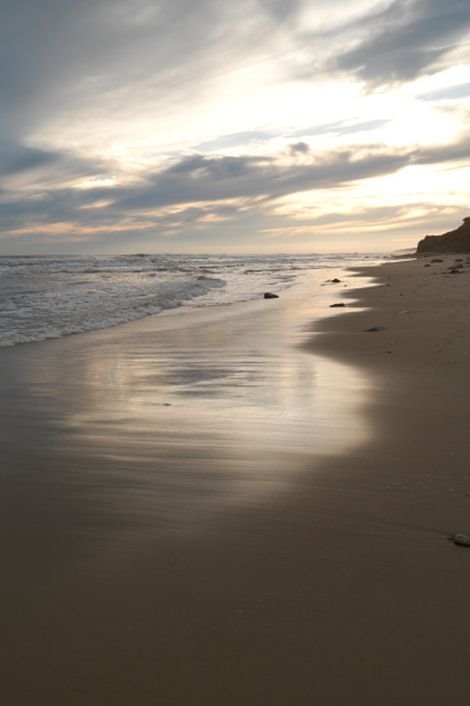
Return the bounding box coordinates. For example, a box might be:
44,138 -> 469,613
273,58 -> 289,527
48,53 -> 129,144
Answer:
1,0 -> 469,254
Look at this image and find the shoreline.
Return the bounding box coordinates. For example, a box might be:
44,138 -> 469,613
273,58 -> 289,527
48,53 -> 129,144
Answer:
2,257 -> 470,704
310,255 -> 470,537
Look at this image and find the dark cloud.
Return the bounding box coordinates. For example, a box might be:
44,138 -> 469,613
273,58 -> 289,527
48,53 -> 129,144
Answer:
107,149 -> 412,212
333,0 -> 470,84
289,142 -> 311,154
415,134 -> 470,164
0,140 -> 111,189
0,143 -> 58,176
258,0 -> 301,22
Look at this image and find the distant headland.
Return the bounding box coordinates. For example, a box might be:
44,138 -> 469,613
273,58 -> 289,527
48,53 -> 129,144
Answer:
417,217 -> 470,254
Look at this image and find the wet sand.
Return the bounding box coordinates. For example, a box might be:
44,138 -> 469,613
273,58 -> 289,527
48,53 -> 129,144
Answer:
2,258 -> 470,705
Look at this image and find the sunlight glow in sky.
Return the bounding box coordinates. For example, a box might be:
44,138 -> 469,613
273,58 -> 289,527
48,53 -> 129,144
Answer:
0,0 -> 469,253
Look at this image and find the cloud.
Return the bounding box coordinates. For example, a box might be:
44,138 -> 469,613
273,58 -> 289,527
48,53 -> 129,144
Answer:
287,119 -> 391,140
415,134 -> 470,164
0,1 -> 468,254
102,148 -> 412,212
420,82 -> 470,101
0,143 -> 414,242
195,131 -> 275,152
1,0 -> 468,156
0,143 -> 59,176
0,140 -> 112,195
333,0 -> 470,84
2,127 -> 470,249
289,142 -> 311,155
0,0 -> 304,141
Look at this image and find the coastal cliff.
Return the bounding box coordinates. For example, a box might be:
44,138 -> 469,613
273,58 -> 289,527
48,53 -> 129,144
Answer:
417,217 -> 470,254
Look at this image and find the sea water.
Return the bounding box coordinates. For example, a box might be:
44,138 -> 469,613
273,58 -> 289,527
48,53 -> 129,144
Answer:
0,253 -> 386,347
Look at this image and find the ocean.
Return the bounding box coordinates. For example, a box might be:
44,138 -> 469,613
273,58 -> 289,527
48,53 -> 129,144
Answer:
0,253 -> 386,348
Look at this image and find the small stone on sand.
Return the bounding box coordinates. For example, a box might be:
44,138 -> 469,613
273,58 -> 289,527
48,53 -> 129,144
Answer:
453,534 -> 470,547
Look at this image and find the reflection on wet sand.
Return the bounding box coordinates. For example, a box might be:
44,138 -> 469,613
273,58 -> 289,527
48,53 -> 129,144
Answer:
0,272 -> 371,548
0,269 -> 376,705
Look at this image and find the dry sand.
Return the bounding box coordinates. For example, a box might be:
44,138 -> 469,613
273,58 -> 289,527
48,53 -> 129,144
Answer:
2,256 -> 470,705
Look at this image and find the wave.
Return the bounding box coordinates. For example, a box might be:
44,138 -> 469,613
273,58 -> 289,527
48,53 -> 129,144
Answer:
0,275 -> 225,348
0,253 -> 388,348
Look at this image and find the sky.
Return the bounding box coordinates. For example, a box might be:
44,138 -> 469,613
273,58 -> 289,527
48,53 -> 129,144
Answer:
0,0 -> 469,254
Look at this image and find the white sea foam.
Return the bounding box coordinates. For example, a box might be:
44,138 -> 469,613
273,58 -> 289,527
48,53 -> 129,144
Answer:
0,253 -> 385,348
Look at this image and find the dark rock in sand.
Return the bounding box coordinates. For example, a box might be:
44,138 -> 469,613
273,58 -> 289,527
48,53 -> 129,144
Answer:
424,263 -> 431,267
363,326 -> 386,332
431,258 -> 444,263
263,292 -> 279,299
331,278 -> 341,284
449,268 -> 462,274
454,534 -> 470,547
417,217 -> 470,254
329,303 -> 346,308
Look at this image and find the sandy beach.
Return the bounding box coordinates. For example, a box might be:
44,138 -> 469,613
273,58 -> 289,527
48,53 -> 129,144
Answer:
2,257 -> 470,705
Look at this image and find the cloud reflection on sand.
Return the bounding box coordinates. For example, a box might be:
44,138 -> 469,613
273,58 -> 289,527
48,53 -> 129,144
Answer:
7,273 -> 370,537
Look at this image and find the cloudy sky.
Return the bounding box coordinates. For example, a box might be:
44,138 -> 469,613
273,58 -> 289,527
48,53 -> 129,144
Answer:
1,0 -> 469,254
